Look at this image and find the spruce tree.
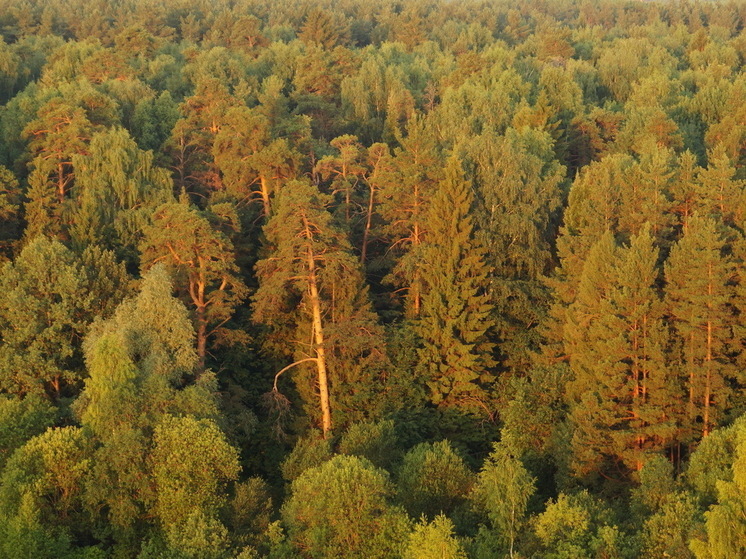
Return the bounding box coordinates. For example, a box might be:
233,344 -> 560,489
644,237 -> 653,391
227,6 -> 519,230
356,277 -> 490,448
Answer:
665,214 -> 735,439
568,227 -> 677,475
415,155 -> 494,409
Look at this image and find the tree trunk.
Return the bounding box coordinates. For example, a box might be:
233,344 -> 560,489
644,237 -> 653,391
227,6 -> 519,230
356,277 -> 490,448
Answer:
361,184 -> 375,265
303,215 -> 332,438
259,175 -> 271,217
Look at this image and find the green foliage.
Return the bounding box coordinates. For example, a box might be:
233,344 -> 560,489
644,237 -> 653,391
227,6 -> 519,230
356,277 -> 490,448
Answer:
140,199 -> 248,365
533,491 -> 628,559
470,441 -> 535,555
415,155 -> 495,409
0,426 -> 92,533
280,432 -> 333,483
338,419 -> 399,471
404,514 -> 467,559
227,477 -> 273,548
70,126 -> 173,260
690,419 -> 746,559
152,416 -> 239,554
282,454 -> 410,558
396,440 -> 473,520
686,422 -> 739,506
0,394 -> 56,473
2,3 -> 746,557
640,492 -> 698,559
0,237 -> 128,399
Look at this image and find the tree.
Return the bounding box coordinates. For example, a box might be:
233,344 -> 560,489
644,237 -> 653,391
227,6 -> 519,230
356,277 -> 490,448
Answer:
404,515 -> 467,559
78,265 -> 230,549
0,394 -> 55,473
469,441 -> 535,558
0,426 -> 92,539
0,165 -> 22,260
151,415 -> 240,552
396,440 -> 473,521
140,199 -> 248,368
533,491 -> 626,559
253,179 -> 387,437
693,146 -> 746,228
665,215 -> 735,439
282,455 -> 409,559
379,115 -> 442,317
415,155 -> 494,410
0,238 -> 128,399
690,419 -> 746,559
314,134 -> 367,228
22,97 -> 98,240
467,126 -> 564,371
70,126 -> 174,260
212,105 -> 301,218
566,226 -> 678,475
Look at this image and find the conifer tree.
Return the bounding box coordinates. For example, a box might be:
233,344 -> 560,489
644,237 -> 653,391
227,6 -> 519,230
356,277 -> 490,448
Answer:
618,143 -> 675,245
552,154 -> 630,307
415,155 -> 494,409
212,105 -> 301,218
140,199 -> 248,369
314,134 -> 367,228
0,165 -> 22,260
665,214 -> 735,439
253,179 -> 387,437
22,98 -> 99,240
467,126 -> 564,370
567,227 -> 676,475
693,146 -> 746,228
379,115 -> 442,317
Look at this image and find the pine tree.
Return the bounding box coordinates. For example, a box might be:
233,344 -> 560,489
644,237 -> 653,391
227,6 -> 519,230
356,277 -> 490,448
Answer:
314,134 -> 367,229
618,143 -> 675,245
665,214 -> 735,440
379,115 -> 442,317
212,105 -> 301,218
693,146 -> 746,228
22,97 -> 99,240
139,199 -> 248,369
253,179 -> 387,437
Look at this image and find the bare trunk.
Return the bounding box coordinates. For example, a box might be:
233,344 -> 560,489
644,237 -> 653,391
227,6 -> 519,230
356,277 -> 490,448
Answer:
361,185 -> 375,265
196,308 -> 207,370
704,262 -> 713,437
259,175 -> 271,217
57,162 -> 66,203
303,216 -> 332,438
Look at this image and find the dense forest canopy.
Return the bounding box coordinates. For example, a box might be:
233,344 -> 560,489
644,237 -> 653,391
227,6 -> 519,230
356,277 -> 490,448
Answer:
0,0 -> 745,557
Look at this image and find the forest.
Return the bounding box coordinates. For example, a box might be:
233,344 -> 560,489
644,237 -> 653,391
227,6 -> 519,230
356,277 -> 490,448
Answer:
0,0 -> 745,557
